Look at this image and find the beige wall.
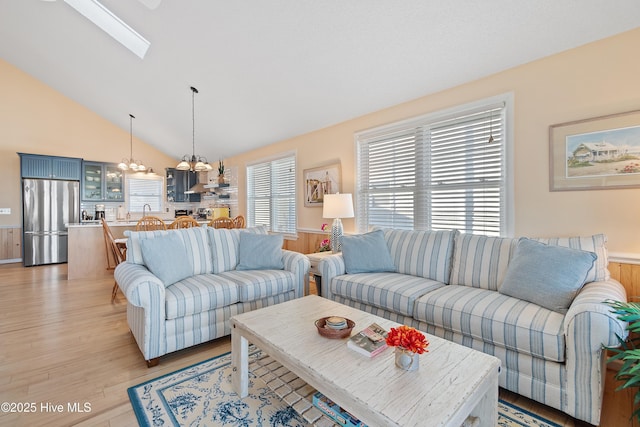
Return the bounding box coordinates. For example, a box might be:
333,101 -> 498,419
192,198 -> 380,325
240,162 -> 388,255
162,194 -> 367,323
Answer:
0,58 -> 176,227
226,27 -> 640,256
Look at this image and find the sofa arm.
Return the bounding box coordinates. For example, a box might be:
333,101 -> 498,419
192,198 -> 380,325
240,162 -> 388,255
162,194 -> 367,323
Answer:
564,279 -> 628,347
114,262 -> 167,361
282,250 -> 310,299
318,254 -> 346,300
562,279 -> 628,423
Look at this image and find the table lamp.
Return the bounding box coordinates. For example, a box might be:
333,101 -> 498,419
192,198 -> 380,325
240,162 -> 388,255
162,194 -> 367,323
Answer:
322,193 -> 354,253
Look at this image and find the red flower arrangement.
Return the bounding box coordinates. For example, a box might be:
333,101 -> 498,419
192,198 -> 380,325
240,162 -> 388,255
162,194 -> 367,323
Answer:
385,325 -> 429,354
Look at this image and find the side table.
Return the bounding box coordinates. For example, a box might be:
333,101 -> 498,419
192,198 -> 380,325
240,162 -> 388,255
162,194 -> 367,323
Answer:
305,251 -> 336,296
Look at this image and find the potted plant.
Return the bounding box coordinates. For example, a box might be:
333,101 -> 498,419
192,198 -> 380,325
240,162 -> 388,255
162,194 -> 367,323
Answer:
217,160 -> 225,184
606,300 -> 640,421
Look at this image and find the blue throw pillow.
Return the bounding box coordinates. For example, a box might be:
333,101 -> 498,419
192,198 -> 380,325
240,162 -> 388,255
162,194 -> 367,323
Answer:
236,232 -> 284,270
140,233 -> 192,287
341,229 -> 396,274
498,238 -> 596,313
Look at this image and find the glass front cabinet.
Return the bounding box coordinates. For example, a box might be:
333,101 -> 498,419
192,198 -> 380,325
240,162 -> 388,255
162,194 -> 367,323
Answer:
82,161 -> 123,201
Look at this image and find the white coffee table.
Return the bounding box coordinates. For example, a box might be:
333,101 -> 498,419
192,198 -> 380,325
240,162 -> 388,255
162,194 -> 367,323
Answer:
231,295 -> 500,427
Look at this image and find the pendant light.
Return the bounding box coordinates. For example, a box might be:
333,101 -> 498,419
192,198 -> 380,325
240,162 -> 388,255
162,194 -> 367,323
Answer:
118,114 -> 146,172
176,86 -> 213,172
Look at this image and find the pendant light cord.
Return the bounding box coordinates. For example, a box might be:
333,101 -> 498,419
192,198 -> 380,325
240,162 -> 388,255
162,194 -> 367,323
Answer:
191,86 -> 198,158
129,113 -> 135,159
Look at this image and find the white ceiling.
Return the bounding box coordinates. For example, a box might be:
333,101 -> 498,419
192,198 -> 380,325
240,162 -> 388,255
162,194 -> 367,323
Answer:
1,1 -> 640,163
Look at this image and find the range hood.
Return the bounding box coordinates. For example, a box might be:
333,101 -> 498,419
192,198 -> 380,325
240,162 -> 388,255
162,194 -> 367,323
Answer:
184,172 -> 209,194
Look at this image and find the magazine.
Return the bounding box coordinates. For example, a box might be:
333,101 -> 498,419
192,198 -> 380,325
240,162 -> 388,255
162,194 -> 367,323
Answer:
347,323 -> 388,357
312,391 -> 368,427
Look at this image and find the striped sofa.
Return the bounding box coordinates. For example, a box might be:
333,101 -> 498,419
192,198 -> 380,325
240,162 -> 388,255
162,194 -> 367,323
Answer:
319,228 -> 627,425
114,226 -> 309,367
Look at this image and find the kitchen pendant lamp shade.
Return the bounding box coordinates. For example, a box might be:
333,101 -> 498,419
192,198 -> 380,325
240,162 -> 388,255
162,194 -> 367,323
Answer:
118,114 -> 147,172
176,86 -> 212,172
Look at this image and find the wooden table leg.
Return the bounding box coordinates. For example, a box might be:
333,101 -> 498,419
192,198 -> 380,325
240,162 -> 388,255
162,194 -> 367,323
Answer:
231,322 -> 249,398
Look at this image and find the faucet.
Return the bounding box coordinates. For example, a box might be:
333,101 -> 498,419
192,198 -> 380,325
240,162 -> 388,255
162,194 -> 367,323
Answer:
142,203 -> 151,218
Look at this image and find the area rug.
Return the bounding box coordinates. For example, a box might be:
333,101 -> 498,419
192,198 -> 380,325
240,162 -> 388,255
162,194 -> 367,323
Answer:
128,348 -> 561,427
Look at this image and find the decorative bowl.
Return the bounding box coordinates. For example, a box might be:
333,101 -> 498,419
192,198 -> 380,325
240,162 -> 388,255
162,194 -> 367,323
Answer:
315,316 -> 355,339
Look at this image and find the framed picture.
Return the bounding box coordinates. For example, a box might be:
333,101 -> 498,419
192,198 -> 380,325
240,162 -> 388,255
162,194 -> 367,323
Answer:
304,163 -> 341,207
549,109 -> 640,191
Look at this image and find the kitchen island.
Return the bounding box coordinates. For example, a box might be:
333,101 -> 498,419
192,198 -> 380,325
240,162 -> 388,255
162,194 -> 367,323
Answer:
67,220 -> 207,280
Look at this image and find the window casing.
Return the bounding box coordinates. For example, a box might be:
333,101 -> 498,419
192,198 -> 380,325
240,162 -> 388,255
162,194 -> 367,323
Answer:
126,174 -> 164,213
246,153 -> 296,235
356,95 -> 513,236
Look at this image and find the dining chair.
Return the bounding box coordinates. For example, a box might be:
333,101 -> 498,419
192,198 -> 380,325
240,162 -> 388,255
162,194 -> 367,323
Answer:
168,216 -> 200,229
232,215 -> 246,229
136,216 -> 167,231
208,217 -> 234,229
101,219 -> 127,302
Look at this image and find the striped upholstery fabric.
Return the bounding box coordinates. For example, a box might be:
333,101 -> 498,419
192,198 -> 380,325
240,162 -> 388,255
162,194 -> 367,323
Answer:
331,272 -> 445,317
125,227 -> 212,275
377,228 -> 458,283
125,229 -> 169,264
218,270 -> 296,302
449,234 -> 517,290
318,253 -> 346,299
175,227 -> 213,274
165,274 -> 239,320
207,226 -> 269,273
114,227 -> 309,365
413,285 -> 565,362
164,292 -> 297,356
320,227 -> 628,425
533,234 -> 610,282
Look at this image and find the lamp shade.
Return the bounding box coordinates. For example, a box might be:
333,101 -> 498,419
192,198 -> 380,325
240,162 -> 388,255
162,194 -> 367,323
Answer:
323,193 -> 354,219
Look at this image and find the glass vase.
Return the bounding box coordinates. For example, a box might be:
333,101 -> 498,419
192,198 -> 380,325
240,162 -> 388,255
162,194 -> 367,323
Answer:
394,347 -> 419,371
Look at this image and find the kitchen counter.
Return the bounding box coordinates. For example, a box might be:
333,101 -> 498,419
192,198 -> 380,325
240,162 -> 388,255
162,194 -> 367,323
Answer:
67,219 -> 209,228
67,219 -> 209,280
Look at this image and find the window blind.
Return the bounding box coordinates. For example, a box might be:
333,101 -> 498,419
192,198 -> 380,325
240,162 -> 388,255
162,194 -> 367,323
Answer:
126,175 -> 163,213
247,154 -> 296,234
357,101 -> 507,236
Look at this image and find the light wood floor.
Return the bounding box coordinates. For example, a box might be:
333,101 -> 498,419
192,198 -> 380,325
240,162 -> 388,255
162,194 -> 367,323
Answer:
0,263 -> 633,426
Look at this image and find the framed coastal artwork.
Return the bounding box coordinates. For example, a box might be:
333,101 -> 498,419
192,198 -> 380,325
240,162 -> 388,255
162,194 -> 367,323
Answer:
549,109 -> 640,191
304,163 -> 341,207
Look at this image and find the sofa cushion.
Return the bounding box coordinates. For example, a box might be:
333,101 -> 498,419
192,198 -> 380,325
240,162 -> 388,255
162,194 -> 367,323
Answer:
140,233 -> 192,287
378,228 -> 458,283
341,230 -> 395,274
532,234 -> 609,282
176,226 -> 214,275
165,274 -> 239,320
449,233 -> 517,291
236,232 -> 284,270
413,285 -> 566,362
125,227 -> 212,275
125,229 -> 169,265
499,238 -> 596,314
218,270 -> 296,302
207,226 -> 269,273
331,272 -> 445,317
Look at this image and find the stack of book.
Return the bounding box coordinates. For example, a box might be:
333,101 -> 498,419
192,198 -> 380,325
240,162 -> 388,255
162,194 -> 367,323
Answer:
347,323 -> 388,357
312,391 -> 368,427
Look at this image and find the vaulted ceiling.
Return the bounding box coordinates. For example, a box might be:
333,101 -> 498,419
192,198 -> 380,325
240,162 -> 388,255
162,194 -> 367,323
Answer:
1,1 -> 639,163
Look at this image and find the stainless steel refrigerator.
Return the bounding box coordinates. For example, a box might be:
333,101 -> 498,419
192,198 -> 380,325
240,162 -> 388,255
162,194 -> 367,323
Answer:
22,179 -> 79,266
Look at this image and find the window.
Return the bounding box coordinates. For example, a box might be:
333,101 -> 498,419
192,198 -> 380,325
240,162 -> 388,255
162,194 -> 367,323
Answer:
356,94 -> 513,236
126,174 -> 164,213
246,153 -> 296,234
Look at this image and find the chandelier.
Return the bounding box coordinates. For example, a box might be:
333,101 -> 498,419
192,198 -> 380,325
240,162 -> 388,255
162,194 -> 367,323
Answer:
118,114 -> 147,172
176,86 -> 213,172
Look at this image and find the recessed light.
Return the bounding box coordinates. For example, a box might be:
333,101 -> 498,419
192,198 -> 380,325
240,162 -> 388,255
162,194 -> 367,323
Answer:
63,0 -> 150,59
